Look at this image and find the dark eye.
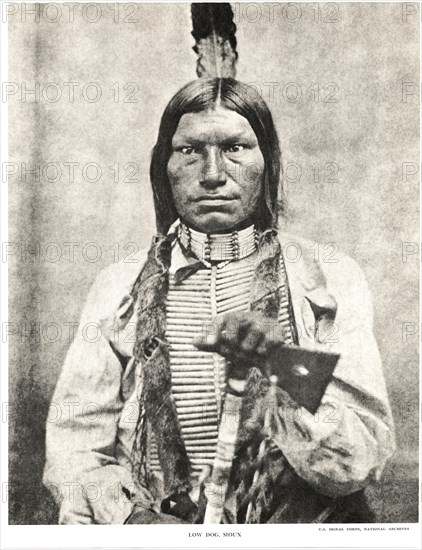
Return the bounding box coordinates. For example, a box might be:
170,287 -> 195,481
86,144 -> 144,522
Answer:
225,144 -> 245,153
180,146 -> 196,155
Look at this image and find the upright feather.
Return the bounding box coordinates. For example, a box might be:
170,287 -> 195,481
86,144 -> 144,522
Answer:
191,3 -> 238,79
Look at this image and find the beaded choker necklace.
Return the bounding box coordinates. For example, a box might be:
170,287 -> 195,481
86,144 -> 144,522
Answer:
178,220 -> 258,265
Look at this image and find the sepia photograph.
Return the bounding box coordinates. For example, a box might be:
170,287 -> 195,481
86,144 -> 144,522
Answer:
1,0 -> 420,546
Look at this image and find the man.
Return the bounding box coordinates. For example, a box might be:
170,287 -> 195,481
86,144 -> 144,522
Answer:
43,78 -> 395,524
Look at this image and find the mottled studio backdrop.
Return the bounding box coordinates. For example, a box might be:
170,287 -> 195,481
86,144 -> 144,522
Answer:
8,2 -> 419,523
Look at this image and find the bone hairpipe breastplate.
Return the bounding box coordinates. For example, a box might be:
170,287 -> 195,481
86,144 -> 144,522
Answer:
149,258 -> 256,476
147,226 -> 295,478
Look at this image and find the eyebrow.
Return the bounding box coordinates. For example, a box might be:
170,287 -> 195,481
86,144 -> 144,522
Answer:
173,130 -> 256,145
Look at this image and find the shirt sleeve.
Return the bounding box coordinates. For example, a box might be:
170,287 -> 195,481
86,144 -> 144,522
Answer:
42,267 -> 137,524
272,257 -> 396,498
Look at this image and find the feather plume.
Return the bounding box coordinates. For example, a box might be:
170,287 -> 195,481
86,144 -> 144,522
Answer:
191,3 -> 238,79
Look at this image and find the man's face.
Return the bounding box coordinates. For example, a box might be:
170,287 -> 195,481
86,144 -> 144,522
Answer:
167,107 -> 265,233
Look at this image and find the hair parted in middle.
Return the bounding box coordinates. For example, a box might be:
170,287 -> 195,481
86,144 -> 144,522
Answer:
150,78 -> 283,235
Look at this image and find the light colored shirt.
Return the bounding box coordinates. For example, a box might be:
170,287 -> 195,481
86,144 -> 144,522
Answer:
43,232 -> 396,524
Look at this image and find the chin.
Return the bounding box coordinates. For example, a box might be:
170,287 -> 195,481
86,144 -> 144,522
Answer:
189,211 -> 243,233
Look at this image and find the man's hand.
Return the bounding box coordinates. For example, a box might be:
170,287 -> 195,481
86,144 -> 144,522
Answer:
194,312 -> 284,378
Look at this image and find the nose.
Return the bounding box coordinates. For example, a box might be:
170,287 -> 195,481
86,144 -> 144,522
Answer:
199,147 -> 227,189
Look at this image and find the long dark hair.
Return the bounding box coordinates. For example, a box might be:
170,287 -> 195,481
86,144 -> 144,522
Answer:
150,78 -> 283,234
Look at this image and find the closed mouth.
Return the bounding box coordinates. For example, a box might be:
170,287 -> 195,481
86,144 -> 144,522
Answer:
194,195 -> 238,202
